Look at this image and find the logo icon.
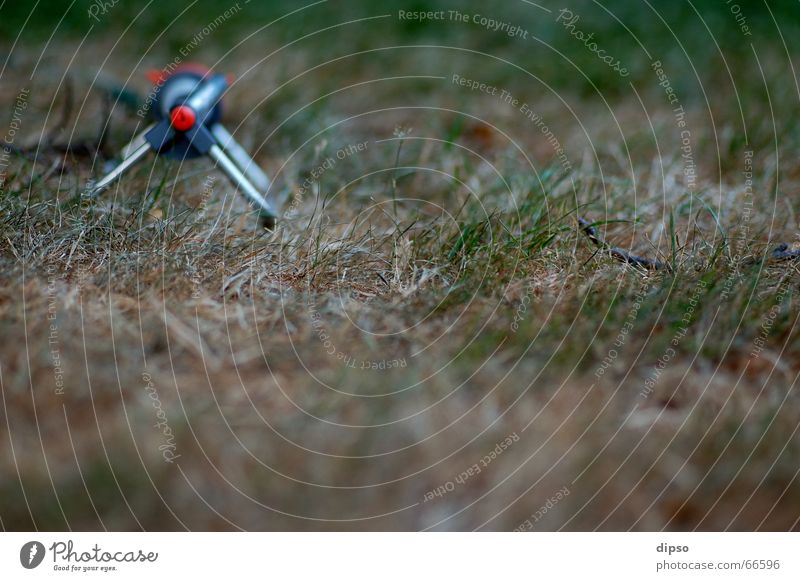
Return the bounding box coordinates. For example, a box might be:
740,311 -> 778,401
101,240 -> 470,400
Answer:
20,541 -> 45,569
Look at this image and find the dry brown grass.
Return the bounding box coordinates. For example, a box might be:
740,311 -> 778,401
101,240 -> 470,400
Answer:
2,6 -> 800,531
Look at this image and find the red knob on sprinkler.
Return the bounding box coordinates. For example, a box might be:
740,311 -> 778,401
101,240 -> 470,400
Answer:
169,105 -> 196,131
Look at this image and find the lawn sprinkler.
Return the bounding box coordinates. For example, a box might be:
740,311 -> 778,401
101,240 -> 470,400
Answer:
88,65 -> 277,227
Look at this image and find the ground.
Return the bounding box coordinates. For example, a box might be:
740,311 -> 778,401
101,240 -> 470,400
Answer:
1,0 -> 799,531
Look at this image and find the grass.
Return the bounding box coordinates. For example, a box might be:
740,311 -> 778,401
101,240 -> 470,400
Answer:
0,0 -> 799,531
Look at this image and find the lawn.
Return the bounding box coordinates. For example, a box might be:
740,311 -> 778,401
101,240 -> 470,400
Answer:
0,0 -> 799,530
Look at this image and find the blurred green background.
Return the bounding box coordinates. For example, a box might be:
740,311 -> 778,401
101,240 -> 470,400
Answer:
3,0 -> 798,89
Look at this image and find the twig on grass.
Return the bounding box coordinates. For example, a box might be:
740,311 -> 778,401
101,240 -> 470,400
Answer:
768,243 -> 800,262
744,243 -> 800,266
578,217 -> 666,271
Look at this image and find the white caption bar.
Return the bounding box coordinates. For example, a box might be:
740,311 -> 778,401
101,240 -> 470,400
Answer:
1,532 -> 796,579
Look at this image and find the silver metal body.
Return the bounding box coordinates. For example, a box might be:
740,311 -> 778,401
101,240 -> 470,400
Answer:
208,143 -> 274,215
211,123 -> 270,192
